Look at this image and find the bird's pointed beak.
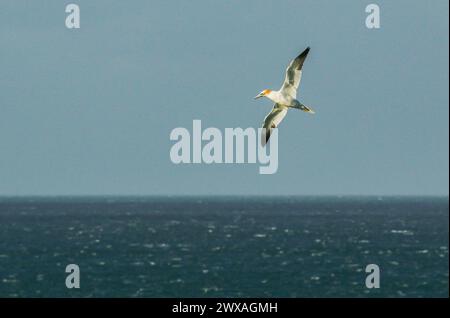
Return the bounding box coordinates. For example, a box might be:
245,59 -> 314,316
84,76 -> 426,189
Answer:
254,93 -> 263,100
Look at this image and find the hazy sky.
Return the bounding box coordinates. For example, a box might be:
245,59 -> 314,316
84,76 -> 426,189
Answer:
0,0 -> 448,196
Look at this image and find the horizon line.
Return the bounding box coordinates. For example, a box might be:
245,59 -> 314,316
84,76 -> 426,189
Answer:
0,194 -> 448,198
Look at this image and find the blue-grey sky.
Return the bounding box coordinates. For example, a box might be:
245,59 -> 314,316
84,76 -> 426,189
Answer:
0,0 -> 448,196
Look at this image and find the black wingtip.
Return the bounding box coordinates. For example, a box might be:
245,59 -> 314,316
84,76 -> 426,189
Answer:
261,128 -> 270,147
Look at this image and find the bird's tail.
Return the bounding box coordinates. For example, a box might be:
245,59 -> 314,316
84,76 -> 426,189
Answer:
292,103 -> 315,114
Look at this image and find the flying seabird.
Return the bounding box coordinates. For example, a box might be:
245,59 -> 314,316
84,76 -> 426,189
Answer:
254,47 -> 314,145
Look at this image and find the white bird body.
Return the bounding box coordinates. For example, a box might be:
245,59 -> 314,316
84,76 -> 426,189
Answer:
254,47 -> 314,145
264,90 -> 296,107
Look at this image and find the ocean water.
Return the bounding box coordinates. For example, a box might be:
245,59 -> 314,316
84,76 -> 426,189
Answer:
0,196 -> 448,298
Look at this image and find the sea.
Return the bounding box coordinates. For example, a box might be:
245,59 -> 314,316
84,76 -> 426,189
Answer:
0,196 -> 448,298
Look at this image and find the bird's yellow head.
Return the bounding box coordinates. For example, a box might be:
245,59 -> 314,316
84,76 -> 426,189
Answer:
254,89 -> 272,99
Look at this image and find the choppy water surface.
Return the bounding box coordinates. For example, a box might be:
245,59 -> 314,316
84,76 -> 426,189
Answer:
0,196 -> 448,297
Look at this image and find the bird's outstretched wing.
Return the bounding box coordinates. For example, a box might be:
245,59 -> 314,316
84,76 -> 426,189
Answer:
280,47 -> 310,98
262,104 -> 288,145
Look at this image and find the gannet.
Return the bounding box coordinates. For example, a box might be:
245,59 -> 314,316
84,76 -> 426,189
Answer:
254,47 -> 314,145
